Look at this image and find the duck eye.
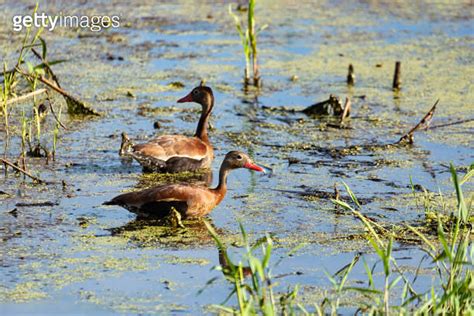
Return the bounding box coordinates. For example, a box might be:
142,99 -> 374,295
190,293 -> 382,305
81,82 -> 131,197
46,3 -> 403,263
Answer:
236,155 -> 243,160
192,89 -> 199,95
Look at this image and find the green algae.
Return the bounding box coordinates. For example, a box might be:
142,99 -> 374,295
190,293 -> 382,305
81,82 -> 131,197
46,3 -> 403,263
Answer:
0,282 -> 48,303
163,255 -> 210,266
224,130 -> 262,147
79,290 -> 187,315
111,219 -> 244,249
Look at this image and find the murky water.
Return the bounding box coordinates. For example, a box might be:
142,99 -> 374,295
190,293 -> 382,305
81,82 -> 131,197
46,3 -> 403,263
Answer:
1,0 -> 472,314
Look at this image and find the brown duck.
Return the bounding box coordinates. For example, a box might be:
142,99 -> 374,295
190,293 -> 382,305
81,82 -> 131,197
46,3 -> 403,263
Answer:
104,151 -> 264,218
122,85 -> 214,173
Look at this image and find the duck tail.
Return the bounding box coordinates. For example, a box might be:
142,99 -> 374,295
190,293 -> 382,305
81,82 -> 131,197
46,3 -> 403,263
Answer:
102,199 -> 117,206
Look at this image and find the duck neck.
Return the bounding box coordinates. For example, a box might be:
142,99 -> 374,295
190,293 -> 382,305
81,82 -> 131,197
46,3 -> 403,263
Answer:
195,97 -> 213,145
213,163 -> 230,199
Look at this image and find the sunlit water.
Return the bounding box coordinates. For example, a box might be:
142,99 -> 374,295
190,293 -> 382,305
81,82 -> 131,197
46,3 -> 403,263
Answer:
1,0 -> 472,314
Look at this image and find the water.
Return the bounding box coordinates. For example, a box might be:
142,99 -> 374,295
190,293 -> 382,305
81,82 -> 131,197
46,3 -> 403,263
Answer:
1,0 -> 472,314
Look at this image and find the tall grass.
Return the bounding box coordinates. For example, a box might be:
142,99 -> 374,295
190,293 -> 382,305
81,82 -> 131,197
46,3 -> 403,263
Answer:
1,3 -> 67,175
52,105 -> 62,161
204,221 -> 303,315
332,164 -> 472,314
229,0 -> 267,87
2,62 -> 13,149
1,3 -> 43,149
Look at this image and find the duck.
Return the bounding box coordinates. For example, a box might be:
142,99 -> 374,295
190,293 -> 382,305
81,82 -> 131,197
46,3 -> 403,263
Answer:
104,151 -> 264,218
121,84 -> 214,173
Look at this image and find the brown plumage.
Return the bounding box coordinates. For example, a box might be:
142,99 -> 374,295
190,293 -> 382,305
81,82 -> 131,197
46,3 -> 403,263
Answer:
124,85 -> 214,173
104,151 -> 265,218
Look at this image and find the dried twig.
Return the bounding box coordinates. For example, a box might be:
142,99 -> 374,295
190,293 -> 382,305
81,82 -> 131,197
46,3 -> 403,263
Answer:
0,68 -> 15,78
5,88 -> 47,105
31,48 -> 62,88
45,90 -> 67,130
0,157 -> 44,184
334,183 -> 340,201
340,97 -> 351,122
15,67 -> 99,116
396,99 -> 439,144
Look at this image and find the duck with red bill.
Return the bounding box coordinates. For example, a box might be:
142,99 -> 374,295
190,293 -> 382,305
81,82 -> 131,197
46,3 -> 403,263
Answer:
121,84 -> 215,173
104,151 -> 265,219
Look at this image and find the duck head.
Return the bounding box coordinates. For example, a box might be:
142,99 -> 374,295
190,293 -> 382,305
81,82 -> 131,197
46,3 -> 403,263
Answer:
177,85 -> 214,112
222,151 -> 265,172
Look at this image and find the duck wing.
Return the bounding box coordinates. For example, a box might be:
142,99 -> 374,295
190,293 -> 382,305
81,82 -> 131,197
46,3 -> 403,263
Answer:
129,135 -> 212,172
104,184 -> 216,218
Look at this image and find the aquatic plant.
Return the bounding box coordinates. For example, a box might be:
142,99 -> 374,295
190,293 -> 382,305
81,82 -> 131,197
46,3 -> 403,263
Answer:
205,164 -> 473,314
229,0 -> 267,87
205,221 -> 303,315
1,62 -> 13,145
0,4 -> 84,180
52,104 -> 62,161
332,165 -> 473,314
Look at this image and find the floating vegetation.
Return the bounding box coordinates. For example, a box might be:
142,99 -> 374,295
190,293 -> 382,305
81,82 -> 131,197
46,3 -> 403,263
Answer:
0,282 -> 48,303
109,219 -> 241,249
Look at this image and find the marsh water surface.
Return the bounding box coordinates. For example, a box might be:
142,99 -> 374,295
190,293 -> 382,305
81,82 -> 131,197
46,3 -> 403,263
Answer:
0,1 -> 473,314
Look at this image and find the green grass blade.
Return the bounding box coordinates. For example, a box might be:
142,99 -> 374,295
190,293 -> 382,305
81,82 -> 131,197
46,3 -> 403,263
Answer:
342,181 -> 361,208
450,163 -> 468,223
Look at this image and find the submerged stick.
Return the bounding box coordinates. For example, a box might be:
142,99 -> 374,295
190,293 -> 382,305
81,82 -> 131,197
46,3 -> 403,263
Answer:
5,88 -> 47,105
428,118 -> 474,130
396,99 -> 439,144
0,157 -> 44,184
392,61 -> 401,90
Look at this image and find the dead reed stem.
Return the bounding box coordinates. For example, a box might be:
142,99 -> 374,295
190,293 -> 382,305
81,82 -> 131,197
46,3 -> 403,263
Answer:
396,99 -> 439,144
393,61 -> 401,90
347,64 -> 355,85
5,88 -> 47,105
0,157 -> 44,184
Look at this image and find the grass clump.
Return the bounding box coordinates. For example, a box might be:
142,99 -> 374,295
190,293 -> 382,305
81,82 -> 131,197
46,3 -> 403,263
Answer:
331,163 -> 473,314
204,163 -> 473,315
229,0 -> 267,87
204,221 -> 304,315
